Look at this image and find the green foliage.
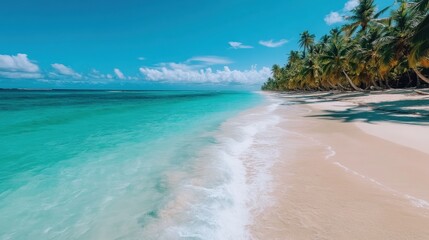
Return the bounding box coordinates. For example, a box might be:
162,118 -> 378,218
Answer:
262,0 -> 429,91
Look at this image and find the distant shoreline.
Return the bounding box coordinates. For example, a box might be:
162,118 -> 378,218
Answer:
0,88 -> 226,92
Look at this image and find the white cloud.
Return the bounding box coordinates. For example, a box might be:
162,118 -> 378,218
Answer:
324,12 -> 344,25
88,69 -> 105,79
324,0 -> 360,25
0,71 -> 42,79
0,53 -> 40,72
139,65 -> 271,85
228,41 -> 253,49
0,53 -> 41,79
138,57 -> 145,61
51,63 -> 82,78
86,69 -> 116,82
187,56 -> 232,65
159,62 -> 194,71
114,68 -> 125,79
154,56 -> 232,72
344,0 -> 359,11
259,39 -> 288,48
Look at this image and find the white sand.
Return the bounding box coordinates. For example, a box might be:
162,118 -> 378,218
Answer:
250,91 -> 429,239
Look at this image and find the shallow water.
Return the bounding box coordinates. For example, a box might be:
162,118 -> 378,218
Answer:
0,90 -> 268,239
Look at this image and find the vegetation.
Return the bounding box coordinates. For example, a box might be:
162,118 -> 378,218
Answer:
261,0 -> 429,91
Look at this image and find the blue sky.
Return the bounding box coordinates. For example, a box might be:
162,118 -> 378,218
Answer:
0,0 -> 392,90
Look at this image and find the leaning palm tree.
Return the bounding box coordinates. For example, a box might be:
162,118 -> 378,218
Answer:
320,37 -> 364,91
409,0 -> 429,81
379,1 -> 429,83
343,0 -> 390,35
411,0 -> 429,12
349,25 -> 386,89
261,0 -> 428,92
299,31 -> 315,57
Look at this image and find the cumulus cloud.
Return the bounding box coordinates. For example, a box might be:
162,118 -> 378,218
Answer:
187,56 -> 232,65
51,63 -> 82,78
0,53 -> 42,79
139,65 -> 271,85
344,0 -> 359,11
154,56 -> 232,72
324,12 -> 344,25
0,53 -> 39,72
259,39 -> 288,48
324,0 -> 360,25
228,41 -> 253,49
114,68 -> 125,79
0,53 -> 269,87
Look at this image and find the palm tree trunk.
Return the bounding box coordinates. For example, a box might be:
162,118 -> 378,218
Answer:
371,78 -> 378,88
337,82 -> 350,91
378,78 -> 385,89
413,68 -> 429,84
406,71 -> 413,88
385,78 -> 392,89
326,79 -> 337,89
342,70 -> 364,91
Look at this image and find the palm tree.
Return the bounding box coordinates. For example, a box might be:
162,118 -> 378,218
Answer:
409,0 -> 429,82
261,0 -> 428,92
301,54 -> 322,90
412,0 -> 429,12
379,2 -> 429,83
271,64 -> 283,81
320,37 -> 364,91
261,77 -> 278,90
343,0 -> 390,35
299,31 -> 315,57
349,26 -> 386,89
287,51 -> 301,65
320,35 -> 330,45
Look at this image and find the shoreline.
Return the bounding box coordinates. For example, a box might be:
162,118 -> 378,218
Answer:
249,91 -> 429,239
212,95 -> 284,239
137,94 -> 284,239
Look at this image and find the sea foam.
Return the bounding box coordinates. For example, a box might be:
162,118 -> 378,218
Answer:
140,96 -> 284,239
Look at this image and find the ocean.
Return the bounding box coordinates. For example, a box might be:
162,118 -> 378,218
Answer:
0,90 -> 282,239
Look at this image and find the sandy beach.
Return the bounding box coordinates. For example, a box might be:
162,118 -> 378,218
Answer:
251,90 -> 429,239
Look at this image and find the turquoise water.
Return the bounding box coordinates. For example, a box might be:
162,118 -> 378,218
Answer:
0,90 -> 262,239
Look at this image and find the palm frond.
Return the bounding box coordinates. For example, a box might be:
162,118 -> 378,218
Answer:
374,6 -> 391,18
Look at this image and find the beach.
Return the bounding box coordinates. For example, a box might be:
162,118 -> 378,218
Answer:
1,0 -> 428,238
1,89 -> 429,239
250,90 -> 429,239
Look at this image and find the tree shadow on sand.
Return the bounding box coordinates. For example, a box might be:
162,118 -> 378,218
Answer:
309,99 -> 429,126
278,91 -> 370,106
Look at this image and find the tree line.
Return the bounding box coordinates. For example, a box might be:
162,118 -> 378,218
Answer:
261,0 -> 429,91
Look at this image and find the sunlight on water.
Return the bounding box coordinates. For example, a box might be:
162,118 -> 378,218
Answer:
0,90 -> 261,239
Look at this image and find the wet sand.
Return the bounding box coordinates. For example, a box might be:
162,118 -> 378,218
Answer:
250,91 -> 429,239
